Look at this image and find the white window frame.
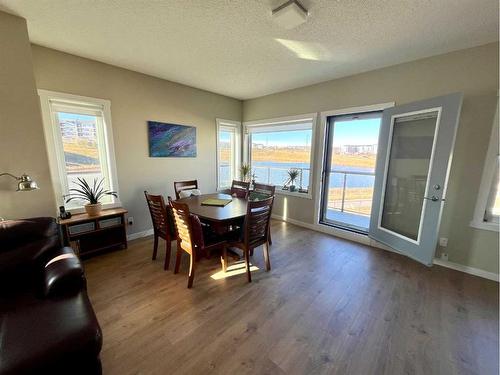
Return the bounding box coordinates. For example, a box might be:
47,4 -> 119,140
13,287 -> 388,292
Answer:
471,94 -> 499,232
216,118 -> 241,190
243,113 -> 317,199
38,89 -> 121,213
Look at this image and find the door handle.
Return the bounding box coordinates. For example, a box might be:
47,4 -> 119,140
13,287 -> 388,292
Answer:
423,195 -> 445,202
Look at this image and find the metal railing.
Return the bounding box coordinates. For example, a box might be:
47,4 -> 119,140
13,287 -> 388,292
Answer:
329,169 -> 375,216
252,165 -> 308,188
220,165 -> 375,216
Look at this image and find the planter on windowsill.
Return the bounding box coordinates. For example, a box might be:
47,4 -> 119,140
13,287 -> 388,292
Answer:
85,203 -> 102,216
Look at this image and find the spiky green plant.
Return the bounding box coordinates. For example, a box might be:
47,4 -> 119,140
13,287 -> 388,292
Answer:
286,168 -> 300,186
65,177 -> 117,205
240,163 -> 252,182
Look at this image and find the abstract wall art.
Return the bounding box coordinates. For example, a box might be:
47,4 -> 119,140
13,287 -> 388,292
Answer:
147,121 -> 197,157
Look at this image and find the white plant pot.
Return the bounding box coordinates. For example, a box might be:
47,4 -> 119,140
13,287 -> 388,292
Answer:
85,203 -> 102,216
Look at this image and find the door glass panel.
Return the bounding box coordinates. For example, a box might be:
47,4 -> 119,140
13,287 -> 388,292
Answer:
380,111 -> 438,241
321,112 -> 382,232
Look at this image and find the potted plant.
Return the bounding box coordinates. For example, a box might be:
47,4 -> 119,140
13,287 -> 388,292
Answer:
240,163 -> 251,182
65,177 -> 117,216
286,168 -> 300,192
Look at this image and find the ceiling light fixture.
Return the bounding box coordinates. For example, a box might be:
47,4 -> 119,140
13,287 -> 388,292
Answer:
272,0 -> 308,30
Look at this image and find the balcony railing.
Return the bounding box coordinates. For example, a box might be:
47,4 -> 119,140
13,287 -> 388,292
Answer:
220,165 -> 375,217
252,165 -> 309,188
328,169 -> 375,217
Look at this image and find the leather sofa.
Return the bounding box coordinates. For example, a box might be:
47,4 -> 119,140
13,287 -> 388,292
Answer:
0,217 -> 103,375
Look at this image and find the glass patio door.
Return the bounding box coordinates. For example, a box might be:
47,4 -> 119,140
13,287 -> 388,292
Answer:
369,93 -> 463,266
320,111 -> 382,232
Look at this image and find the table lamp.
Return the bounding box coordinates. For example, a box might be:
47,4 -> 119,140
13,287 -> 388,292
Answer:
0,172 -> 39,191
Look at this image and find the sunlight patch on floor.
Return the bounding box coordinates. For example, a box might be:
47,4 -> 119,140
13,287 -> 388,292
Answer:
211,262 -> 260,280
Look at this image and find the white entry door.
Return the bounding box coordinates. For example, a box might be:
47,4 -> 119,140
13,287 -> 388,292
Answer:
369,93 -> 463,266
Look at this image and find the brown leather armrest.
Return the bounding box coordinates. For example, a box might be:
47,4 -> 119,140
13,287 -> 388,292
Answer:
42,247 -> 86,297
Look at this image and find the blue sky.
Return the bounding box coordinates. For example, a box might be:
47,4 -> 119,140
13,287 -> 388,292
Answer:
249,118 -> 381,147
333,118 -> 381,146
252,130 -> 312,147
219,131 -> 231,142
58,112 -> 96,123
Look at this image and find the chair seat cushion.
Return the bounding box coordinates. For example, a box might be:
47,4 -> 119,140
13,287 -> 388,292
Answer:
0,292 -> 102,374
178,189 -> 201,198
249,191 -> 271,201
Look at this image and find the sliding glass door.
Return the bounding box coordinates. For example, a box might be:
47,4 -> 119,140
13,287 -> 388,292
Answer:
320,111 -> 382,232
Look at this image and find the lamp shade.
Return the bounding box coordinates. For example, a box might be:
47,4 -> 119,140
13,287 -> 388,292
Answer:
17,174 -> 39,191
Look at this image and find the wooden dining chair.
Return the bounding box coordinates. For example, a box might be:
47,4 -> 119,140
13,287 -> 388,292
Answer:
221,195 -> 274,283
174,180 -> 198,199
169,199 -> 226,288
250,182 -> 276,246
252,182 -> 276,198
230,180 -> 250,199
144,191 -> 176,270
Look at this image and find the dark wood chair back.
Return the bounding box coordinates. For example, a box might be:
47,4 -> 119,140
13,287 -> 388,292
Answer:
144,191 -> 171,238
174,180 -> 198,199
243,195 -> 274,248
230,180 -> 250,199
169,200 -> 195,255
144,191 -> 176,270
252,183 -> 276,198
249,183 -> 275,244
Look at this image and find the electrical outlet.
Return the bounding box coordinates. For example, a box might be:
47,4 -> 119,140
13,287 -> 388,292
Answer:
127,216 -> 134,225
439,237 -> 448,247
441,252 -> 449,261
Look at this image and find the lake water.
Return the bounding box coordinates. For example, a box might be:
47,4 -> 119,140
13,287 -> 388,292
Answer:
220,162 -> 376,189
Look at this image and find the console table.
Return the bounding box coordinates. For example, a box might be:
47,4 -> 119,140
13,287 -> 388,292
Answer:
59,208 -> 128,257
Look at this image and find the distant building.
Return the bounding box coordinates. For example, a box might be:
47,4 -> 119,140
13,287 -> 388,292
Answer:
60,119 -> 97,142
252,143 -> 265,149
341,144 -> 378,154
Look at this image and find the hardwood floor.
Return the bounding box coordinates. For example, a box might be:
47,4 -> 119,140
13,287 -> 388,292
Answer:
84,220 -> 499,375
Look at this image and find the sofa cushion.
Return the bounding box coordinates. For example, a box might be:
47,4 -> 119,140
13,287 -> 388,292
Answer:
0,218 -> 60,283
0,291 -> 102,375
0,217 -> 58,249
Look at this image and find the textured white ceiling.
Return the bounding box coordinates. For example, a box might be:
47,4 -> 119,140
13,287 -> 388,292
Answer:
0,0 -> 498,99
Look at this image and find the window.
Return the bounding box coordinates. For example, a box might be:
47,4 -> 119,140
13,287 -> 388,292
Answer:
216,119 -> 241,189
244,114 -> 316,196
39,90 -> 120,212
486,157 -> 500,222
471,97 -> 499,231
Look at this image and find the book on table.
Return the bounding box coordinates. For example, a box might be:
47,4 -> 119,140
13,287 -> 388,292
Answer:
201,198 -> 232,207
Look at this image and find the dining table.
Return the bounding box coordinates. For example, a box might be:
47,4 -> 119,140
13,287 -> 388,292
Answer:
175,193 -> 247,232
175,193 -> 248,259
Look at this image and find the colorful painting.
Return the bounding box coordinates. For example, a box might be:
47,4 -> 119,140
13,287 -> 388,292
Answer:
148,121 -> 197,157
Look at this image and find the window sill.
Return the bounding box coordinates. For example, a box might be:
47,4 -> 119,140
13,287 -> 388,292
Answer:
66,201 -> 123,215
470,220 -> 499,232
275,189 -> 312,199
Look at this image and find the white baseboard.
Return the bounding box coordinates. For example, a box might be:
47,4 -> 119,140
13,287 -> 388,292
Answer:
127,228 -> 154,241
271,214 -> 372,245
271,215 -> 499,282
271,215 -> 399,251
433,258 -> 499,282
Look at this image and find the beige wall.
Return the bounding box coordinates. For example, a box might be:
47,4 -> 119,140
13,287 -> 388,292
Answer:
243,43 -> 499,274
0,12 -> 56,219
3,9 -> 497,275
31,45 -> 242,234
